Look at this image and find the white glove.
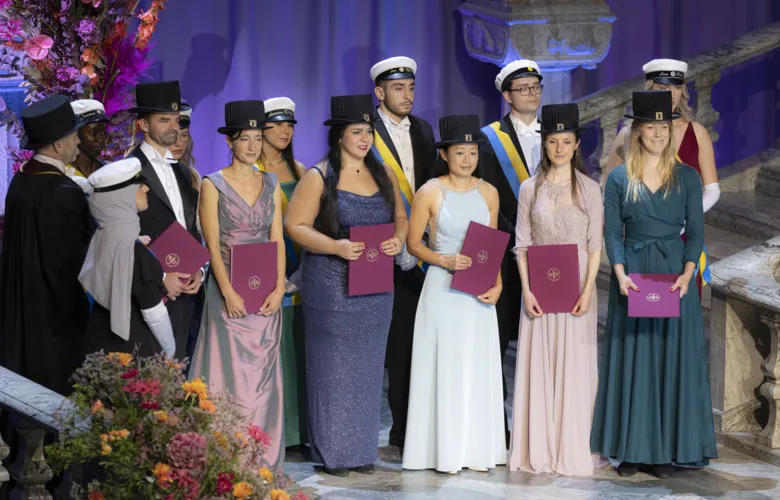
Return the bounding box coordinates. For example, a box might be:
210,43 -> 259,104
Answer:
140,301 -> 176,357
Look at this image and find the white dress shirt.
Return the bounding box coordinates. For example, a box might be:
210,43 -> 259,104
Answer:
140,141 -> 186,227
509,114 -> 542,177
377,106 -> 416,192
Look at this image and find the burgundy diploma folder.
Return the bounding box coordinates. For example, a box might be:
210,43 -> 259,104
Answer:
527,244 -> 580,313
348,223 -> 395,297
230,242 -> 278,314
627,273 -> 681,318
450,221 -> 510,296
148,222 -> 210,283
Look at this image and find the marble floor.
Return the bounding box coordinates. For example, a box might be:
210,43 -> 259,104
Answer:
283,352 -> 780,500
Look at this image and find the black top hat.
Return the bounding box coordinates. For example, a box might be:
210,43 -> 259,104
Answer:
217,100 -> 270,135
434,115 -> 484,148
20,95 -> 86,151
323,94 -> 374,126
178,115 -> 190,129
624,90 -> 680,122
539,103 -> 584,133
128,81 -> 191,114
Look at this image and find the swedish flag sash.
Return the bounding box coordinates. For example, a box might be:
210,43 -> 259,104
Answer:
481,121 -> 530,198
372,131 -> 427,272
676,154 -> 711,286
255,160 -> 302,304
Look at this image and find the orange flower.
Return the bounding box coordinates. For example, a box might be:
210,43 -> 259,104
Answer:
106,352 -> 133,367
165,359 -> 183,370
80,47 -> 99,65
182,378 -> 208,401
91,400 -> 104,414
257,467 -> 274,483
88,491 -> 105,500
100,443 -> 111,455
108,429 -> 130,441
152,463 -> 172,487
99,433 -> 109,442
153,410 -> 168,423
270,490 -> 290,500
232,482 -> 254,499
198,399 -> 216,413
234,431 -> 248,448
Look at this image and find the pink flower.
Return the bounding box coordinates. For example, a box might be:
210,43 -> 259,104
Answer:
247,424 -> 271,448
0,0 -> 12,10
139,400 -> 160,410
82,0 -> 102,7
24,35 -> 53,60
216,472 -> 235,495
166,433 -> 208,472
291,493 -> 311,500
120,368 -> 139,379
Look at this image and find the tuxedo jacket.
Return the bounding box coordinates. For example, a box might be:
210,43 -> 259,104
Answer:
372,112 -> 437,192
478,113 -> 533,243
131,146 -> 201,243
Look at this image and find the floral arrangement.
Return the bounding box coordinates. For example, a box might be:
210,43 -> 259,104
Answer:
46,352 -> 310,500
0,0 -> 169,166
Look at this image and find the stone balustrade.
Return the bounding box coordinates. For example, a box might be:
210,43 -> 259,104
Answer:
574,21 -> 780,184
709,236 -> 780,456
0,367 -> 80,499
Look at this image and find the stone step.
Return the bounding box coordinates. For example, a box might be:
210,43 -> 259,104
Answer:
756,163 -> 780,198
705,191 -> 780,241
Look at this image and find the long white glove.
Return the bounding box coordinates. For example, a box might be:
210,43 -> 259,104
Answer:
702,182 -> 720,213
140,301 -> 176,357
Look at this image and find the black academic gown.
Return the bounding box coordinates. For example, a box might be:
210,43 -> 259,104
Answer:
373,111 -> 437,448
478,113 -> 532,445
131,146 -> 202,361
0,159 -> 95,395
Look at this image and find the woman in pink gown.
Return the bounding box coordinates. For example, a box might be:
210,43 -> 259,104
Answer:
190,100 -> 286,469
508,104 -> 603,476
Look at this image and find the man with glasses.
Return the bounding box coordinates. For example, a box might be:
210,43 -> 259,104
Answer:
479,59 -> 543,448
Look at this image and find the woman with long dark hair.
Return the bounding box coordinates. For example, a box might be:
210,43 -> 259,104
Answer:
591,91 -> 717,478
284,94 -> 408,476
508,104 -> 603,476
256,97 -> 309,450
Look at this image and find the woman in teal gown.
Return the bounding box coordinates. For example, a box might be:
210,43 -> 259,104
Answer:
590,90 -> 717,479
256,97 -> 309,450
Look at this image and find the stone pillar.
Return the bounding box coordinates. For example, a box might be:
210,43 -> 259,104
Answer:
459,0 -> 615,105
708,290 -> 764,434
759,310 -> 780,448
4,414 -> 54,500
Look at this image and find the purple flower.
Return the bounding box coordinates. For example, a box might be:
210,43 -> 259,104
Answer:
55,65 -> 80,82
0,0 -> 12,10
76,19 -> 98,44
166,432 -> 208,472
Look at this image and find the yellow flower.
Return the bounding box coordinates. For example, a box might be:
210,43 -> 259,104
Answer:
106,352 -> 133,367
152,463 -> 172,487
108,429 -> 130,441
199,399 -> 216,413
258,467 -> 274,483
182,378 -> 208,401
153,410 -> 168,423
215,431 -> 229,450
99,433 -> 109,443
91,400 -> 104,414
100,443 -> 111,455
235,431 -> 248,448
232,482 -> 254,499
270,490 -> 290,500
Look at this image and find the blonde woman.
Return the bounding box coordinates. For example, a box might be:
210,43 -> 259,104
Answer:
590,91 -> 717,479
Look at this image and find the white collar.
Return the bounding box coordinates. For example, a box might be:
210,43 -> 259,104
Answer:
377,106 -> 411,131
509,114 -> 540,135
32,154 -> 67,173
140,141 -> 175,164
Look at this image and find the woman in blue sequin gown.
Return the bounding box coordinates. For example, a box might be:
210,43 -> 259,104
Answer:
284,95 -> 408,476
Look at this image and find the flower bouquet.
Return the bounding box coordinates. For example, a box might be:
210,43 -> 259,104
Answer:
45,352 -> 310,500
0,0 -> 170,164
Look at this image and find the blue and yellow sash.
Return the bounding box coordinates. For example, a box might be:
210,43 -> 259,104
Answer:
372,132 -> 427,272
675,154 -> 711,286
481,121 -> 530,198
255,160 -> 302,305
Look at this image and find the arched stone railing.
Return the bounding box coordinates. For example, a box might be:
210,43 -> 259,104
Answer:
575,21 -> 780,184
0,367 -> 80,499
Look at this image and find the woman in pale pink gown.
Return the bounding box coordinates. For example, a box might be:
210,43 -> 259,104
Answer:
509,103 -> 603,476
